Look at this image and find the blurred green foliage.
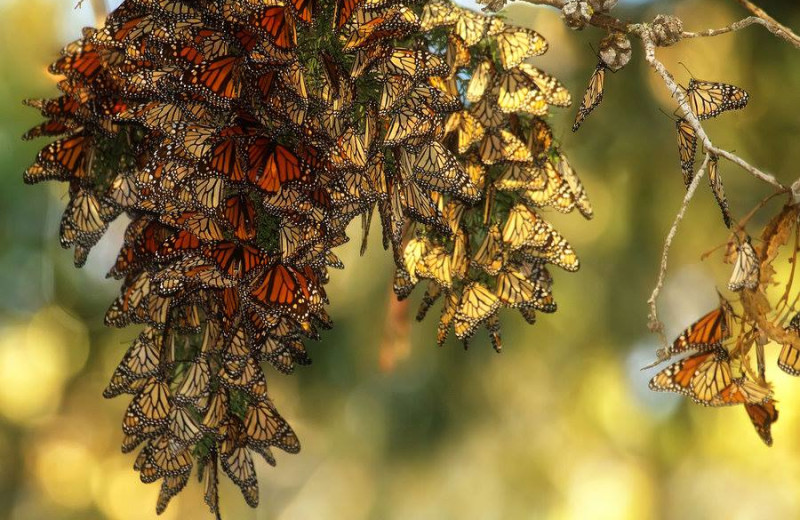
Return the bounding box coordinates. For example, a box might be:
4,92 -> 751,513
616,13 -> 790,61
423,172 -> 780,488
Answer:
2,1 -> 800,519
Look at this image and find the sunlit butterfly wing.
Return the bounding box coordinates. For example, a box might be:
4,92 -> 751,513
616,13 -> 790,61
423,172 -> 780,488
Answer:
687,79 -> 749,120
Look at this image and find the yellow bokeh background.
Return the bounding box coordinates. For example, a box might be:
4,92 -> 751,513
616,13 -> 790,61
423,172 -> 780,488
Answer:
2,0 -> 800,518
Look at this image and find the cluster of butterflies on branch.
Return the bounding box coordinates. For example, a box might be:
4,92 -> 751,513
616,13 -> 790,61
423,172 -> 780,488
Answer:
24,0 -> 590,515
394,0 -> 590,350
648,201 -> 800,446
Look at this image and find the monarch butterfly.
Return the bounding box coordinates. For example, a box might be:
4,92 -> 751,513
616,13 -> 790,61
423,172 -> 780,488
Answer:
518,64 -> 571,108
573,61 -> 606,132
446,111 -> 485,154
414,282 -> 442,322
454,8 -> 503,46
164,211 -> 226,241
472,224 -> 504,275
454,282 -> 500,339
203,241 -> 271,280
648,346 -> 730,404
25,132 -> 91,184
469,96 -> 505,129
420,0 -> 459,31
495,163 -> 545,192
124,378 -> 172,434
287,0 -> 314,24
174,357 -> 211,402
416,246 -> 453,289
706,376 -> 772,407
65,189 -> 115,235
727,236 -> 759,291
220,357 -> 269,401
383,103 -> 438,147
149,434 -> 193,477
451,229 -> 469,279
330,127 -> 368,169
495,28 -> 548,69
250,264 -> 309,317
224,194 -> 257,240
446,34 -> 470,74
109,218 -> 170,279
22,119 -> 74,140
496,68 -> 541,114
676,118 -> 697,187
778,313 -> 800,376
246,139 -> 309,193
343,6 -> 419,50
437,291 -> 459,346
104,327 -> 162,398
745,399 -> 778,446
244,400 -> 301,452
502,203 -> 539,250
203,136 -> 246,181
405,142 -> 477,201
245,6 -> 297,49
379,74 -> 414,114
200,448 -> 220,514
466,59 -> 492,103
219,419 -> 259,507
708,154 -> 732,228
334,0 -> 366,29
400,179 -> 448,234
50,39 -> 103,79
670,298 -> 733,355
403,237 -> 429,284
556,153 -> 593,219
168,405 -> 203,447
156,472 -> 191,515
479,129 -> 532,165
518,232 -> 579,272
409,84 -> 461,114
378,48 -> 449,82
687,79 -> 749,120
495,268 -> 537,307
185,56 -> 245,105
525,169 -> 572,213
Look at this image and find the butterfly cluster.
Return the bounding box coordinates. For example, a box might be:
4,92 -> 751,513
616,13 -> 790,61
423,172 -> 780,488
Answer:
392,1 -> 590,350
648,203 -> 800,446
676,79 -> 750,227
24,0 -> 590,514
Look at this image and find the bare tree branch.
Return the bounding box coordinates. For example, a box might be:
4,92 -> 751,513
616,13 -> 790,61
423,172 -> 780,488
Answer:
734,0 -> 800,48
645,154 -> 711,365
511,0 -> 795,363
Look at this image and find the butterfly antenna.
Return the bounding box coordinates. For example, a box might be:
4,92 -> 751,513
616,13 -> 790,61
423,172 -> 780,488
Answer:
700,240 -> 727,261
677,61 -> 695,78
657,107 -> 677,123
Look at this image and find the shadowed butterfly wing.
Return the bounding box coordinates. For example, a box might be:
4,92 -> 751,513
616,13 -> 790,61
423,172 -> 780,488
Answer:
572,62 -> 605,132
727,237 -> 759,291
745,400 -> 778,446
708,154 -> 732,228
676,118 -> 697,188
779,313 -> 800,376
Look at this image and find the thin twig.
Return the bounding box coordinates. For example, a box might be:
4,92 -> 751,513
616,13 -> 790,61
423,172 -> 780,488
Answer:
734,0 -> 800,48
645,154 -> 711,365
683,15 -> 800,48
